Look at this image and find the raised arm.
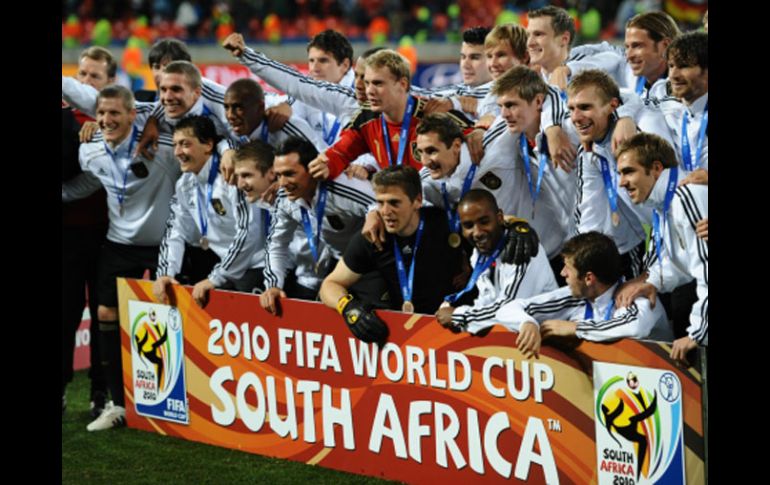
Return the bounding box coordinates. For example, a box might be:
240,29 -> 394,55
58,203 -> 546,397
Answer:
223,33 -> 359,117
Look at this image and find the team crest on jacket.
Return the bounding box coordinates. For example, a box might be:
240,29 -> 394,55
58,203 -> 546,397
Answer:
326,214 -> 345,231
479,171 -> 501,190
211,198 -> 226,216
130,161 -> 149,178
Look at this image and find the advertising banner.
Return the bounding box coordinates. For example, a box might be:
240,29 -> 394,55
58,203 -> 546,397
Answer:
117,278 -> 704,484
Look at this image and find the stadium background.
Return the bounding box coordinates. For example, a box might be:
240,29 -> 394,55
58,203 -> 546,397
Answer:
62,1 -> 708,483
62,0 -> 707,91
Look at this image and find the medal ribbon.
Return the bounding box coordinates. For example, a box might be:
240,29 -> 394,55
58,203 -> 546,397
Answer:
381,96 -> 416,166
196,152 -> 221,241
444,231 -> 506,305
597,153 -> 620,217
519,133 -> 548,206
104,126 -> 137,209
652,167 -> 678,283
393,215 -> 425,306
681,102 -> 708,171
300,182 -> 328,262
441,163 -> 478,234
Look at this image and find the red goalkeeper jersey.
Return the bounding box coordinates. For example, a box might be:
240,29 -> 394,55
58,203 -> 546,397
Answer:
324,95 -> 474,179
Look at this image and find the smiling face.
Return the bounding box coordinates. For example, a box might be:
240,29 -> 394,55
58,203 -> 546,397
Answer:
567,85 -> 617,144
458,199 -> 504,255
96,97 -> 136,146
617,150 -> 663,204
624,27 -> 669,80
415,132 -> 461,179
460,42 -> 491,86
235,161 -> 275,203
485,43 -> 524,80
173,127 -> 214,174
159,72 -> 201,119
667,61 -> 708,104
274,152 -> 315,201
526,16 -> 569,72
223,89 -> 263,137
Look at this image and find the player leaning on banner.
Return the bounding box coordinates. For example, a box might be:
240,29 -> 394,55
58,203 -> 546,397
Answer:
318,165 -> 540,344
152,116 -> 266,308
434,190 -> 557,346
495,232 -> 673,350
614,133 -> 707,366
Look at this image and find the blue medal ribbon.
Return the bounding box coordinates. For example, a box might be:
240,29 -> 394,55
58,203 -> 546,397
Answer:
322,113 -> 342,146
441,163 -> 478,234
584,297 -> 615,320
300,183 -> 328,262
681,102 -> 708,171
393,216 -> 425,306
381,96 -> 416,166
519,133 -> 548,207
596,153 -> 620,218
651,167 -> 678,283
444,230 -> 506,305
104,126 -> 137,210
635,76 -> 647,96
196,152 -> 221,241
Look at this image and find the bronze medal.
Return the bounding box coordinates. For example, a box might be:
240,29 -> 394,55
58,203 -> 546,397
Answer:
448,232 -> 461,248
611,211 -> 620,227
402,300 -> 414,313
119,204 -> 124,217
200,236 -> 209,250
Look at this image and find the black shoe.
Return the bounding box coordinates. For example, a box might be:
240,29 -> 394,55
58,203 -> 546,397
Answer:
90,390 -> 107,419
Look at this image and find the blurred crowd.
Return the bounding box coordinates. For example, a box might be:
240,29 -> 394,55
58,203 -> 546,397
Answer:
63,0 -> 707,46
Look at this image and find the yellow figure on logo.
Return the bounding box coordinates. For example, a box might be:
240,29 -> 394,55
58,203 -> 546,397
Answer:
600,373 -> 658,481
135,322 -> 168,392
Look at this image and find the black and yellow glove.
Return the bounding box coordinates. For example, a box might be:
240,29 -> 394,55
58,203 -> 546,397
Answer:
501,217 -> 540,265
337,294 -> 389,344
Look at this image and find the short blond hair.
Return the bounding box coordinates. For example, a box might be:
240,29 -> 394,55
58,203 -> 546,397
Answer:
484,24 -> 529,64
365,49 -> 411,85
616,133 -> 678,171
96,84 -> 135,112
567,69 -> 619,105
162,60 -> 202,90
492,65 -> 548,100
80,46 -> 117,78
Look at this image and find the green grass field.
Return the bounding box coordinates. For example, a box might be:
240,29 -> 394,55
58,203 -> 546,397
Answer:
62,370 -> 400,484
